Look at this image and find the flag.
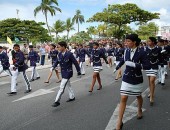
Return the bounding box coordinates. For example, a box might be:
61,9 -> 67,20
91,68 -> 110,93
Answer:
15,37 -> 20,43
7,36 -> 12,44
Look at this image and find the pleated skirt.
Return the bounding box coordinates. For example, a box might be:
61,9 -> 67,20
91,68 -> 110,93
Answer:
120,81 -> 143,96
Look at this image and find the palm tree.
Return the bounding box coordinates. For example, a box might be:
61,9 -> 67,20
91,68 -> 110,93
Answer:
50,20 -> 65,39
65,18 -> 74,41
72,10 -> 85,33
86,26 -> 96,38
97,24 -> 107,38
34,0 -> 61,36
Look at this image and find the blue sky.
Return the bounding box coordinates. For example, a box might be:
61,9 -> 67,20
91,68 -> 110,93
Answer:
0,0 -> 170,36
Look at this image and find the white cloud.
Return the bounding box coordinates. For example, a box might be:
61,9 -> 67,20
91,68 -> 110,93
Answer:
0,2 -> 76,36
105,0 -> 170,9
151,8 -> 170,26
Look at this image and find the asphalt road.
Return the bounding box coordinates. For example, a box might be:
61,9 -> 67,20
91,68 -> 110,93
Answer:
0,64 -> 170,130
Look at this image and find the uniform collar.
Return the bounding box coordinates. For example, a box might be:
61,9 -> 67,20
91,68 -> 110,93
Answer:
131,47 -> 137,53
148,46 -> 156,50
62,50 -> 67,56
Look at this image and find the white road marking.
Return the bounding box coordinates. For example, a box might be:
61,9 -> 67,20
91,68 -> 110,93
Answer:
105,104 -> 145,130
13,75 -> 92,102
0,81 -> 10,85
13,89 -> 55,102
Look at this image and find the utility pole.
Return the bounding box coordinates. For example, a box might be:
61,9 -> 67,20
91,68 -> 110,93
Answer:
16,9 -> 19,19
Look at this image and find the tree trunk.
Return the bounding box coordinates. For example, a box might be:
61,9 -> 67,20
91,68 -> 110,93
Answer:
67,30 -> 69,41
45,12 -> 51,36
56,32 -> 58,40
78,22 -> 79,33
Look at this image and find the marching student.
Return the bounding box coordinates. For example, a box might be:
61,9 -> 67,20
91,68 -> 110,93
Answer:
107,44 -> 115,67
21,44 -> 28,64
99,44 -> 107,65
52,41 -> 81,107
8,44 -> 31,96
0,46 -> 12,76
27,45 -> 40,82
157,39 -> 169,86
114,34 -> 150,130
164,40 -> 170,75
76,44 -> 89,75
165,40 -> 170,70
114,43 -> 124,81
44,44 -> 61,83
89,42 -> 109,92
86,45 -> 92,66
145,37 -> 161,106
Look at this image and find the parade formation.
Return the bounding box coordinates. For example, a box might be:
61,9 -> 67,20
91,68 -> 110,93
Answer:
1,36 -> 170,129
1,0 -> 170,130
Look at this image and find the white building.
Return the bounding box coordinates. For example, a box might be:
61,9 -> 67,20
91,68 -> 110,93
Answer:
157,26 -> 170,40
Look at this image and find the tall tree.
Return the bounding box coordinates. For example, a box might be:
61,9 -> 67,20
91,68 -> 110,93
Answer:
0,18 -> 51,44
50,20 -> 65,39
136,22 -> 159,40
88,3 -> 159,39
72,10 -> 85,33
70,31 -> 91,43
65,18 -> 74,41
34,0 -> 61,36
86,26 -> 97,38
97,24 -> 107,38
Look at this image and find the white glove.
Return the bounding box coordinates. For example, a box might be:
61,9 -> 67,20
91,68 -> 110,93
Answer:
107,64 -> 110,68
91,62 -> 93,66
125,61 -> 136,68
113,69 -> 117,73
161,50 -> 166,53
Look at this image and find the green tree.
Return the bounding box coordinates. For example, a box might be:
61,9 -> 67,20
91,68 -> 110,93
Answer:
97,24 -> 107,38
65,18 -> 74,41
70,31 -> 91,43
0,18 -> 51,44
107,24 -> 134,39
72,10 -> 85,33
136,22 -> 159,40
50,20 -> 65,39
88,3 -> 159,39
34,0 -> 61,36
86,26 -> 97,38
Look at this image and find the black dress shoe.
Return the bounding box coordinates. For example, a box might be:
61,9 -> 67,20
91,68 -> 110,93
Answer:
29,79 -> 34,82
52,102 -> 60,107
97,86 -> 102,90
137,115 -> 143,120
35,77 -> 40,80
147,94 -> 150,98
150,101 -> 154,106
161,83 -> 165,86
7,92 -> 17,95
66,97 -> 75,102
44,81 -> 49,83
56,80 -> 61,83
24,89 -> 32,93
